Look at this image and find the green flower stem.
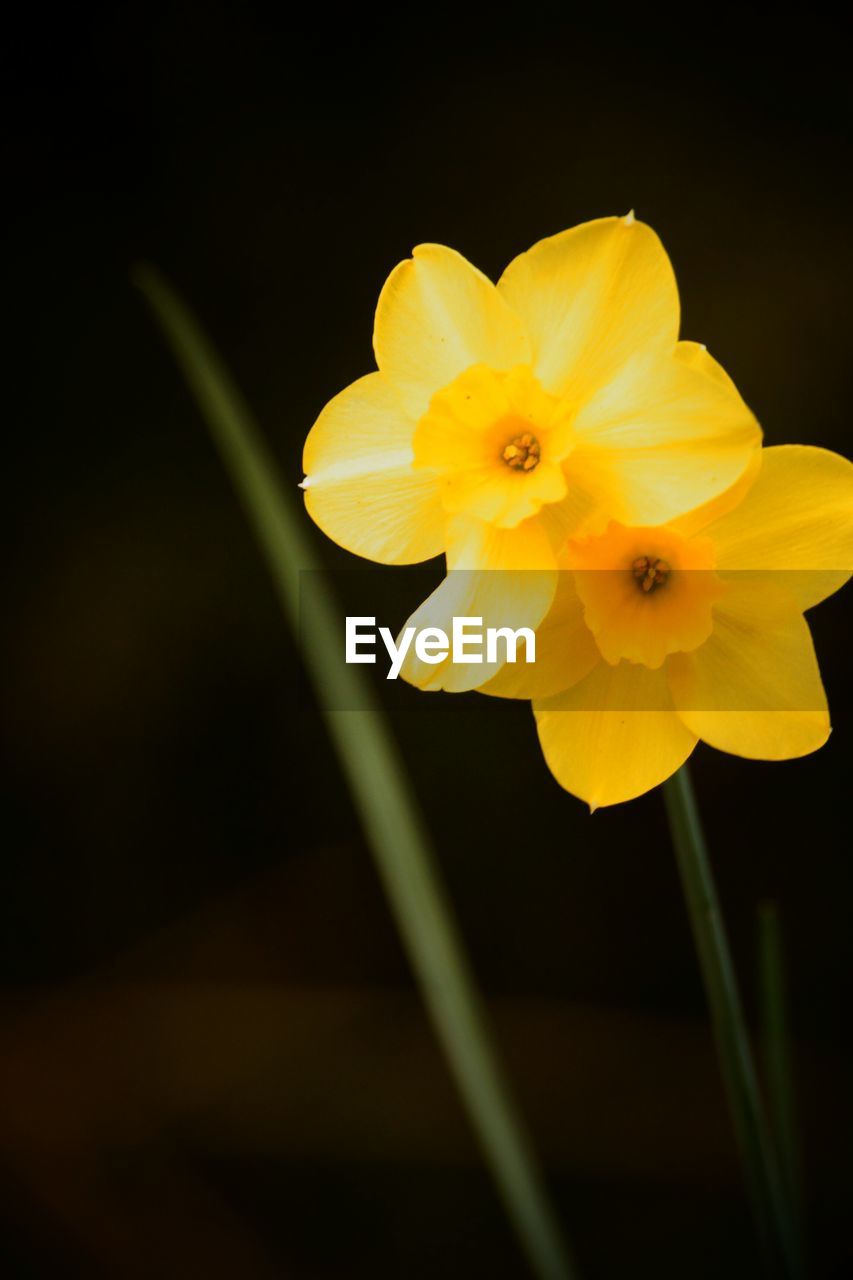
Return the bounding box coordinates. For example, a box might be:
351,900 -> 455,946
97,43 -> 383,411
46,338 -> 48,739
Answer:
758,902 -> 804,1266
663,765 -> 799,1278
134,265 -> 579,1280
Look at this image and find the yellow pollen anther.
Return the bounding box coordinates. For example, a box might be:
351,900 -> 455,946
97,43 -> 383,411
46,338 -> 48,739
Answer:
632,555 -> 671,593
502,432 -> 541,472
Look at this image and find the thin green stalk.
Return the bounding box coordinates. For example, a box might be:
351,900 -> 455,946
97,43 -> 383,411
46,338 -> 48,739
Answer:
133,264 -> 579,1280
662,765 -> 799,1278
758,902 -> 804,1264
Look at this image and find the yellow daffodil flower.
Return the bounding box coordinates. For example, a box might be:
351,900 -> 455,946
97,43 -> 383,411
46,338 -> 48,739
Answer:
302,217 -> 762,687
482,446 -> 853,808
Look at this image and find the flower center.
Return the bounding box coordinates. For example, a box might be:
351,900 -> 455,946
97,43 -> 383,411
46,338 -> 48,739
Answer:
501,432 -> 541,472
631,555 -> 671,593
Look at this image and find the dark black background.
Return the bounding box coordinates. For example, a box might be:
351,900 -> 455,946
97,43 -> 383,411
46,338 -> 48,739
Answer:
2,5 -> 851,1277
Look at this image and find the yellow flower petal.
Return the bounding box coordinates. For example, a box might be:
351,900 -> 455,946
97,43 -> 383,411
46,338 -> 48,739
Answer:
400,515 -> 557,692
446,511 -> 558,574
667,582 -> 830,759
667,341 -> 765,532
534,661 -> 698,809
537,488 -> 603,547
302,373 -> 445,564
373,243 -> 531,420
480,570 -> 600,699
497,215 -> 679,400
669,457 -> 763,540
568,345 -> 761,525
673,339 -> 739,391
702,445 -> 853,609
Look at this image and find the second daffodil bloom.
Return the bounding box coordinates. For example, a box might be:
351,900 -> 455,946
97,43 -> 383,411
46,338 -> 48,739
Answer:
483,446 -> 853,809
302,216 -> 762,689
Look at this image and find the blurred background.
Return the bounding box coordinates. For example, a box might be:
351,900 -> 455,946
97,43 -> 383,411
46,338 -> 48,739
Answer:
2,4 -> 852,1276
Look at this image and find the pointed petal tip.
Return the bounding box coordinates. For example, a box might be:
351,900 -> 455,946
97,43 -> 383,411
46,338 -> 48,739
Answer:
623,209 -> 636,226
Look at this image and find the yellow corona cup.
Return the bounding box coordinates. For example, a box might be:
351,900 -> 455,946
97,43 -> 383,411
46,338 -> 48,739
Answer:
302,216 -> 761,687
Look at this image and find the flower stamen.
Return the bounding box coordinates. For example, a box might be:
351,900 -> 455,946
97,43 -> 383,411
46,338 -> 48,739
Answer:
502,432 -> 541,472
632,555 -> 671,593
